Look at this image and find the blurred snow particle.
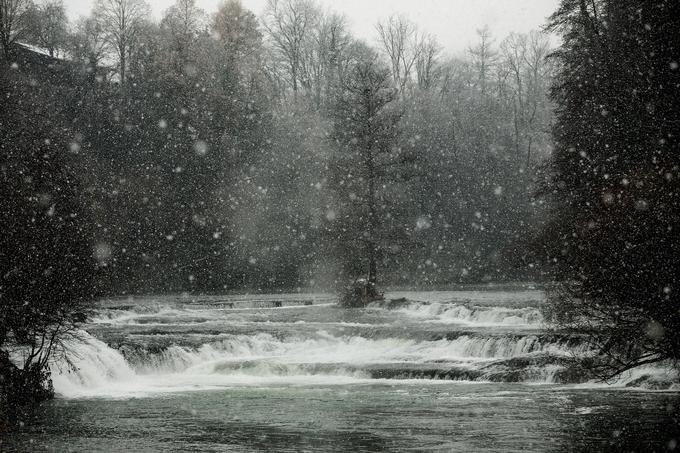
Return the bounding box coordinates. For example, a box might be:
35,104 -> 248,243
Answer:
645,320 -> 664,341
38,193 -> 52,206
184,64 -> 198,77
671,61 -> 679,70
93,242 -> 112,263
325,210 -> 336,221
69,142 -> 81,153
415,216 -> 431,231
192,214 -> 207,226
635,199 -> 649,211
158,119 -> 168,129
493,186 -> 503,196
194,140 -> 209,156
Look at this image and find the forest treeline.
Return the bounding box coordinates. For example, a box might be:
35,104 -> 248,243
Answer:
1,0 -> 555,294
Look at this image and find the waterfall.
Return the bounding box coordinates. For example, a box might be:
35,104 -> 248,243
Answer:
48,292 -> 675,398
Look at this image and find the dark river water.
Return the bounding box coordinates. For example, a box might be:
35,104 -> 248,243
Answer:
3,290 -> 679,452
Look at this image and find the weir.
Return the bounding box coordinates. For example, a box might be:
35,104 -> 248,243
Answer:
50,289 -> 678,398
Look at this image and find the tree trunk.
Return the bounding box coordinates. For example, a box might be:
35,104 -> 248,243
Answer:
119,43 -> 126,90
366,144 -> 378,284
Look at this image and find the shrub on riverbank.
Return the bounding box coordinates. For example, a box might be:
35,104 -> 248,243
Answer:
1,58 -> 97,415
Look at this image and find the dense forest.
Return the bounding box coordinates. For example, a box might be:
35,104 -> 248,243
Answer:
1,0 -> 555,294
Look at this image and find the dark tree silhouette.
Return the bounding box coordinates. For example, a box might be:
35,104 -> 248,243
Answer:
0,60 -> 97,411
536,0 -> 680,378
327,57 -> 403,287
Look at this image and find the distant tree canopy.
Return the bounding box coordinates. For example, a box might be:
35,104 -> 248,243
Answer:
537,0 -> 680,377
1,0 -> 556,295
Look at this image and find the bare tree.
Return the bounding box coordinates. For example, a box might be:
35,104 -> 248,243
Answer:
160,0 -> 205,74
212,0 -> 263,95
299,11 -> 350,108
375,14 -> 419,95
93,0 -> 150,88
415,33 -> 441,90
500,30 -> 552,171
321,13 -> 350,94
522,30 -> 552,166
262,0 -> 318,97
500,32 -> 528,159
24,0 -> 68,57
0,0 -> 33,61
70,16 -> 109,81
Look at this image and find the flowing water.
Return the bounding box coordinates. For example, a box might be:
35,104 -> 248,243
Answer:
4,289 -> 680,452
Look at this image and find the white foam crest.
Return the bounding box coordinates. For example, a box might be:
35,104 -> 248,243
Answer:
50,332 -> 373,398
50,333 -> 136,397
374,301 -> 543,326
610,365 -> 680,389
128,332 -> 584,375
386,290 -> 545,306
90,304 -> 188,324
49,330 -> 592,398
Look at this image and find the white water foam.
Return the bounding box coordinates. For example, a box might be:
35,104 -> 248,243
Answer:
49,291 -> 675,398
51,330 -> 589,398
370,300 -> 544,326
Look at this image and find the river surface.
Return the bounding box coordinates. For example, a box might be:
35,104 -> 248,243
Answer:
4,289 -> 680,452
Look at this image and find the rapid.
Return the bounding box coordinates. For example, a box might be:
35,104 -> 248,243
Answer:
6,288 -> 680,452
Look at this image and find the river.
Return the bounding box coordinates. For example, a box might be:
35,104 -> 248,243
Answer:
4,289 -> 679,452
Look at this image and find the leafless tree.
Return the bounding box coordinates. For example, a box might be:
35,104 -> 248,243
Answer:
299,11 -> 350,108
500,30 -> 552,171
211,0 -> 263,96
93,0 -> 150,88
415,33 -> 441,90
375,14 -> 420,95
70,16 -> 109,80
0,0 -> 33,61
262,0 -> 319,97
501,32 -> 528,159
160,0 -> 205,74
24,0 -> 68,57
